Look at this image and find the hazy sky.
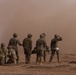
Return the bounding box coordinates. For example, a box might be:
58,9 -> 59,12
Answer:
0,0 -> 76,54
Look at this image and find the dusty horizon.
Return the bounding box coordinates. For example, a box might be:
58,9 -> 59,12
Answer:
0,0 -> 76,54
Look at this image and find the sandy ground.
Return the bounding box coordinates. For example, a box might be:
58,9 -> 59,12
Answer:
0,52 -> 76,75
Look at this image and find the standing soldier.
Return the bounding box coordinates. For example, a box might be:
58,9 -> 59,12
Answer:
0,43 -> 7,65
22,34 -> 32,64
49,34 -> 62,62
36,34 -> 48,64
41,33 -> 48,62
8,33 -> 22,63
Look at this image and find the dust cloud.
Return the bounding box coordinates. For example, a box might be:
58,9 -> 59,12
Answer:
0,0 -> 76,54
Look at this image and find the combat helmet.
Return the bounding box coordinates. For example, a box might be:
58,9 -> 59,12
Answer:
1,43 -> 5,47
27,34 -> 32,38
54,34 -> 58,38
13,33 -> 18,37
40,34 -> 44,38
42,33 -> 46,37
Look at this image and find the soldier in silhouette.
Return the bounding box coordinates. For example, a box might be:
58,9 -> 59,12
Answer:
8,33 -> 22,64
23,34 -> 32,64
49,34 -> 62,62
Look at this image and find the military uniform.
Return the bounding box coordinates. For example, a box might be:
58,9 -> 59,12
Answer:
41,33 -> 48,62
36,34 -> 47,64
0,43 -> 7,65
23,34 -> 32,64
8,33 -> 21,63
49,34 -> 62,62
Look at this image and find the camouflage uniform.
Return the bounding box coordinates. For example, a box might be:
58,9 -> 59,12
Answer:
41,33 -> 48,62
23,34 -> 32,64
49,34 -> 62,62
36,34 -> 47,64
0,43 -> 7,65
8,33 -> 21,63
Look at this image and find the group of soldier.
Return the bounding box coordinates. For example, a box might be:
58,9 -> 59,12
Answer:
0,33 -> 62,65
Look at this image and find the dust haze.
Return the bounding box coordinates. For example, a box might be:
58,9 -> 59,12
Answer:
0,0 -> 76,54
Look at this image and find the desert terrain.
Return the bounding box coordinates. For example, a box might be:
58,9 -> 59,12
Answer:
0,52 -> 76,75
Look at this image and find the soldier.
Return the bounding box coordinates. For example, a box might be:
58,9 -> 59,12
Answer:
8,33 -> 22,63
7,46 -> 17,64
0,43 -> 7,65
49,34 -> 62,62
36,34 -> 48,64
41,33 -> 49,62
22,34 -> 32,64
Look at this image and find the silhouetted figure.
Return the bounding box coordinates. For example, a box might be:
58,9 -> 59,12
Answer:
8,33 -> 22,64
41,33 -> 49,62
49,34 -> 62,62
22,34 -> 32,64
36,34 -> 48,64
0,43 -> 7,65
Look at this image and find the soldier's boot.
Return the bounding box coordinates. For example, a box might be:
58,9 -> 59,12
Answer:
49,56 -> 52,62
49,53 -> 54,62
36,56 -> 39,64
39,56 -> 43,65
28,55 -> 31,64
25,55 -> 28,64
49,51 -> 55,62
25,55 -> 30,64
56,50 -> 60,62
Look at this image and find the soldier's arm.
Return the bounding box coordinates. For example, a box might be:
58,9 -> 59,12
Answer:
43,40 -> 49,51
57,36 -> 62,41
17,39 -> 22,46
4,49 -> 8,57
8,39 -> 11,46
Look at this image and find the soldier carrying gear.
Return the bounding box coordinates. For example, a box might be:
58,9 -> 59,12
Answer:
7,33 -> 22,64
36,34 -> 48,64
0,43 -> 7,65
49,34 -> 62,62
22,34 -> 32,64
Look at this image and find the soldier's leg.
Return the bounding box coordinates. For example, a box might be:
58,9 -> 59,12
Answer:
49,50 -> 55,62
56,50 -> 59,62
28,54 -> 31,63
38,50 -> 41,63
15,50 -> 19,63
43,51 -> 46,62
39,50 -> 43,64
24,50 -> 27,63
12,49 -> 17,64
36,52 -> 39,64
39,56 -> 41,63
1,56 -> 5,65
24,54 -> 26,63
25,54 -> 28,63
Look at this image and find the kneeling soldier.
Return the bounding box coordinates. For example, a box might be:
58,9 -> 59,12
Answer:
0,43 -> 7,65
